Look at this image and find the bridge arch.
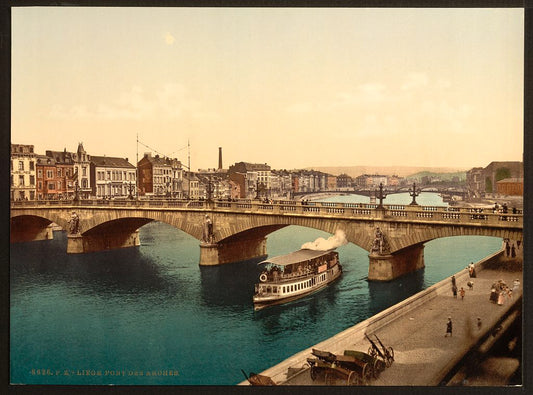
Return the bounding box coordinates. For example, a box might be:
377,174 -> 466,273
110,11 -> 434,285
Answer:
10,201 -> 522,280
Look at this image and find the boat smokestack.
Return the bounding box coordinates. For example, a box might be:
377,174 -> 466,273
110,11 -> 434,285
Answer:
218,147 -> 223,170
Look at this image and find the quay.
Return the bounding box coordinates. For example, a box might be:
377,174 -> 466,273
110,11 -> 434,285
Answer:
239,249 -> 522,386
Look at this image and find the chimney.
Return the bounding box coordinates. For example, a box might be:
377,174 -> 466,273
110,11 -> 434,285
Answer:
218,147 -> 223,170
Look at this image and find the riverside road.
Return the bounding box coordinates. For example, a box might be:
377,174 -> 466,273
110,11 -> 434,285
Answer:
244,252 -> 522,386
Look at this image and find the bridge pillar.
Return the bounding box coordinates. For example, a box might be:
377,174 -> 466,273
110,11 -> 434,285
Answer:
66,230 -> 141,254
199,236 -> 268,266
368,244 -> 425,281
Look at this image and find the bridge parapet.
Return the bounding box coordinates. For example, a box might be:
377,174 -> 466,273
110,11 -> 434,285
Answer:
10,199 -> 523,228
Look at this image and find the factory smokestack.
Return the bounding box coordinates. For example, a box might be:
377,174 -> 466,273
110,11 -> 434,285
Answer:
218,147 -> 223,170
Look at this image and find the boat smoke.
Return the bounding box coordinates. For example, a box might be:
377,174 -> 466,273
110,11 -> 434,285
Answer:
301,230 -> 348,251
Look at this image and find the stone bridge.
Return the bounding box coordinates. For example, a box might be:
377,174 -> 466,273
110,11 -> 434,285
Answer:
10,199 -> 523,281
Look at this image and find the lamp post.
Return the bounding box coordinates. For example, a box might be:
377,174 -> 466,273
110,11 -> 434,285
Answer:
73,180 -> 80,202
409,182 -> 421,206
206,176 -> 213,203
128,181 -> 134,200
375,182 -> 387,209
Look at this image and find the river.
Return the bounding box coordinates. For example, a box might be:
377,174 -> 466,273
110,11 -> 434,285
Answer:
10,193 -> 502,385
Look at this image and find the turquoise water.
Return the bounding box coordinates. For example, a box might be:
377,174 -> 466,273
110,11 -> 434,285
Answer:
10,193 -> 502,385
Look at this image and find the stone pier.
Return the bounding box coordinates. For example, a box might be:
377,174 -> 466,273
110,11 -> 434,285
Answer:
368,244 -> 425,281
199,236 -> 268,266
66,230 -> 140,254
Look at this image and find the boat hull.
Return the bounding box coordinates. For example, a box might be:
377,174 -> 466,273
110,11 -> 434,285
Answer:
253,264 -> 342,311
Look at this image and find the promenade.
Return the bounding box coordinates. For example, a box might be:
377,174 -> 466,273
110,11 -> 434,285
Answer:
241,250 -> 522,386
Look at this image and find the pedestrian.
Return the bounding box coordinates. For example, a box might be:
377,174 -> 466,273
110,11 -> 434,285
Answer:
477,317 -> 482,330
445,317 -> 453,337
511,245 -> 516,258
497,291 -> 505,306
459,287 -> 465,300
506,241 -> 511,257
452,285 -> 458,299
451,275 -> 456,287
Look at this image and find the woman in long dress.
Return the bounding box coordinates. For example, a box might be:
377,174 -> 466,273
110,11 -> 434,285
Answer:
497,291 -> 505,306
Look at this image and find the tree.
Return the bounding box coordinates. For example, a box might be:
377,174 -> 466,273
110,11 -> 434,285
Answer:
485,177 -> 492,193
495,167 -> 511,182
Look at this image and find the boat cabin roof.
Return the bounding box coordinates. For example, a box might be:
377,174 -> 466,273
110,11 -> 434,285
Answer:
259,249 -> 336,267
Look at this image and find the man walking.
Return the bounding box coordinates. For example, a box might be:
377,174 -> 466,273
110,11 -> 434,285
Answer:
459,287 -> 465,301
445,317 -> 453,337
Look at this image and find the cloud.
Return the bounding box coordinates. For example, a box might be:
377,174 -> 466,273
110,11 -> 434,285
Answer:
48,83 -> 216,121
286,102 -> 314,114
401,72 -> 429,91
164,32 -> 175,45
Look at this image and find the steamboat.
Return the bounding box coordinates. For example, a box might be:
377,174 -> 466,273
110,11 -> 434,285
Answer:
253,249 -> 342,311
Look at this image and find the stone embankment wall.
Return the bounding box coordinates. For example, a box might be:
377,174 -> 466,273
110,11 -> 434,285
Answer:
240,249 -> 508,385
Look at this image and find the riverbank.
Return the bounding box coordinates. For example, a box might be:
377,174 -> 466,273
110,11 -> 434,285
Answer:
240,249 -> 522,386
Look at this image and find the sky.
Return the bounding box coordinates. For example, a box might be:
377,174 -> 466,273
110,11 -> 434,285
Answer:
11,7 -> 524,171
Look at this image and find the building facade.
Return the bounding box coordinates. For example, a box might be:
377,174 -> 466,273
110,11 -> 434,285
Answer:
138,153 -> 182,197
496,178 -> 523,196
36,155 -> 62,200
11,144 -> 36,201
182,171 -> 200,199
91,156 -> 136,199
45,149 -> 76,199
228,162 -> 271,199
72,143 -> 92,199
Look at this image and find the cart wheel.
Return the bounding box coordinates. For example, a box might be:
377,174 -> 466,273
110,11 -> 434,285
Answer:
310,366 -> 317,381
361,364 -> 371,385
386,347 -> 394,367
368,346 -> 377,358
347,371 -> 358,386
372,359 -> 381,378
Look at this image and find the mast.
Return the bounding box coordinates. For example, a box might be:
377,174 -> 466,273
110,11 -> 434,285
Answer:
187,139 -> 190,199
136,132 -> 139,199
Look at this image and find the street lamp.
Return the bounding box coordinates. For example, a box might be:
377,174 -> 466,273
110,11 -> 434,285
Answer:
409,182 -> 421,206
375,182 -> 387,209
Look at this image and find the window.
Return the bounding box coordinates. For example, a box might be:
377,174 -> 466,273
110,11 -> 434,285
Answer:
30,175 -> 35,185
38,181 -> 42,190
38,169 -> 42,178
18,161 -> 24,171
30,161 -> 34,171
18,175 -> 24,186
48,182 -> 55,190
46,170 -> 54,178
57,168 -> 62,177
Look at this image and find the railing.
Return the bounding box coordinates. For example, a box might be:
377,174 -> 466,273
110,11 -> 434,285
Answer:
10,199 -> 523,228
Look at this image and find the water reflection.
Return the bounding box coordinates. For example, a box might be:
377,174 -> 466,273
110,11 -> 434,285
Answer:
10,231 -> 180,298
198,258 -> 262,310
367,269 -> 426,316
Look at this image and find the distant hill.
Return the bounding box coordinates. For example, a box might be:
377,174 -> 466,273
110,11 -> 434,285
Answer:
307,166 -> 467,178
405,170 -> 467,182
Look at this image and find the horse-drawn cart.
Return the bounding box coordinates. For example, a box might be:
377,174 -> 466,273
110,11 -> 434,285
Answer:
366,333 -> 395,367
307,348 -> 371,385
